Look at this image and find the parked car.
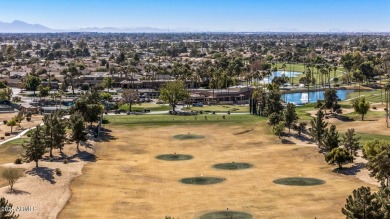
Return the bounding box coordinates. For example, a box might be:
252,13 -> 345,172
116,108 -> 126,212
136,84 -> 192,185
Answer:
192,102 -> 203,107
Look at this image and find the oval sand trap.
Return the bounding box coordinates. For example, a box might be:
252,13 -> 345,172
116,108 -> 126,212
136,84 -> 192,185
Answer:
173,134 -> 205,140
156,154 -> 193,161
200,211 -> 253,219
273,177 -> 325,186
180,177 -> 224,185
212,162 -> 253,170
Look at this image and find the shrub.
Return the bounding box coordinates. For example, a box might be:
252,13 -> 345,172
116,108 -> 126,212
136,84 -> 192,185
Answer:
3,120 -> 7,125
372,106 -> 377,110
1,168 -> 24,192
5,132 -> 10,136
63,158 -> 68,164
14,158 -> 23,164
26,117 -> 31,122
55,168 -> 62,176
49,157 -> 54,162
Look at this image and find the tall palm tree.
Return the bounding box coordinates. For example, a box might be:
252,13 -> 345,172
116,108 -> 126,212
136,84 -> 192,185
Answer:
316,64 -> 321,90
385,83 -> 390,128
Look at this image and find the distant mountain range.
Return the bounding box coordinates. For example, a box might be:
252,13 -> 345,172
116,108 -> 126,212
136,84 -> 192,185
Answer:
0,20 -> 383,33
0,20 -> 52,33
0,20 -> 190,33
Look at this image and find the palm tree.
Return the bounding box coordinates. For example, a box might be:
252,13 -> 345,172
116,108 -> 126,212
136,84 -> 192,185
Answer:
333,65 -> 337,87
316,64 -> 321,90
385,83 -> 390,128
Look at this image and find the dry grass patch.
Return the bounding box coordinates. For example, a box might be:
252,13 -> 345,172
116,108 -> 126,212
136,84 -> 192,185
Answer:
59,123 -> 373,219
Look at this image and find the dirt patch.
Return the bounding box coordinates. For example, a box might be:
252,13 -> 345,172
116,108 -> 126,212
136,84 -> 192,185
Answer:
59,124 -> 375,219
233,129 -> 254,135
0,140 -> 95,219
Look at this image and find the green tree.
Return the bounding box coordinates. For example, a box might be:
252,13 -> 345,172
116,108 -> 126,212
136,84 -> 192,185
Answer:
159,81 -> 189,111
352,96 -> 370,121
1,168 -> 23,192
323,88 -> 340,113
38,85 -> 50,99
309,110 -> 328,149
85,104 -> 104,127
121,89 -> 140,112
0,87 -> 13,101
273,122 -> 285,139
0,197 -> 19,219
283,103 -> 299,133
24,74 -> 41,95
266,83 -> 283,115
342,129 -> 361,160
61,66 -> 80,95
363,140 -> 389,160
367,146 -> 390,187
43,112 -> 67,157
14,114 -> 24,128
359,61 -> 375,84
6,119 -> 17,133
99,92 -> 112,102
293,122 -> 307,137
70,88 -> 103,127
342,186 -> 383,219
102,77 -> 114,92
323,124 -> 339,152
69,112 -> 88,150
268,112 -> 282,128
376,187 -> 390,217
325,147 -> 353,169
22,126 -> 46,168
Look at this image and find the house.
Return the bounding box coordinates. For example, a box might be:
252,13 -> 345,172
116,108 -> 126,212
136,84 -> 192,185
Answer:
9,72 -> 27,79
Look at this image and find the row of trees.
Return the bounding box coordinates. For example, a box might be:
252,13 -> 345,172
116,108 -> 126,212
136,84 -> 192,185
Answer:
22,88 -> 103,167
309,108 -> 361,168
22,111 -> 87,167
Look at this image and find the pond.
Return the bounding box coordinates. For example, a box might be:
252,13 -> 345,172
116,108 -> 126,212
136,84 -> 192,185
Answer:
281,89 -> 354,105
261,71 -> 302,84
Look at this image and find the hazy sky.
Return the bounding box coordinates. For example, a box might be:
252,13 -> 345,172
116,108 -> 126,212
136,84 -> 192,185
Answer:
0,0 -> 389,32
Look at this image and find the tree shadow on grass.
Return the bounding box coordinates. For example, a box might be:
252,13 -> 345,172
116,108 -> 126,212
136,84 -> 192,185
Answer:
281,139 -> 296,144
95,129 -> 117,142
41,154 -> 79,163
6,189 -> 30,195
334,115 -> 355,122
332,162 -> 366,176
69,150 -> 97,162
26,167 -> 55,184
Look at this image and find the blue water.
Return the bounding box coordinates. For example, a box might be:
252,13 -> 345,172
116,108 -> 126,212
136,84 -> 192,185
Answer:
262,71 -> 302,84
281,90 -> 354,105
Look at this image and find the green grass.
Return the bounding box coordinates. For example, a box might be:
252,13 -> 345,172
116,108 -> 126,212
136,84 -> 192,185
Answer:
1,137 -> 30,146
343,110 -> 386,120
347,89 -> 386,103
103,114 -> 264,127
357,133 -> 390,146
296,105 -> 315,121
118,103 -> 171,111
183,105 -> 249,113
274,63 -> 347,83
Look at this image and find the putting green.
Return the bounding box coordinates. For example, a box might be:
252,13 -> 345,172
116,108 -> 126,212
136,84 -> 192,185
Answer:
199,211 -> 253,219
173,134 -> 205,140
180,177 -> 225,185
212,162 -> 253,170
155,154 -> 193,161
273,177 -> 325,186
